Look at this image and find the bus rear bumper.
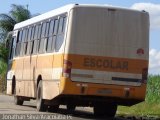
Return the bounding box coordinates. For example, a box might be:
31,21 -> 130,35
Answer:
59,77 -> 147,106
57,94 -> 143,106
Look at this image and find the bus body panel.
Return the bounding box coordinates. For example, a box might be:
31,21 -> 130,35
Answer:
62,6 -> 149,103
64,7 -> 149,85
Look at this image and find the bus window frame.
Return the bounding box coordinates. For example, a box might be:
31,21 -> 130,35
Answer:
55,15 -> 67,52
13,13 -> 68,56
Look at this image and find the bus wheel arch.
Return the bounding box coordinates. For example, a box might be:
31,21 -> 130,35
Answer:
12,76 -> 24,105
37,75 -> 42,88
36,75 -> 47,112
12,76 -> 16,95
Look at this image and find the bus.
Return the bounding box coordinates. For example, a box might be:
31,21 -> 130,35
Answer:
6,4 -> 149,117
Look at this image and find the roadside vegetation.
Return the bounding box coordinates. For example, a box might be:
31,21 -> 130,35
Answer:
118,75 -> 160,117
0,4 -> 32,92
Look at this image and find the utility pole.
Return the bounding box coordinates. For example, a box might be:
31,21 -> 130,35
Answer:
26,4 -> 29,10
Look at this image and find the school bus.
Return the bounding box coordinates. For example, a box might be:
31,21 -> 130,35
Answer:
6,4 -> 149,117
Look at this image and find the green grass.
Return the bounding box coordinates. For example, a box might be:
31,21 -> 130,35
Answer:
118,102 -> 160,117
146,75 -> 160,103
118,75 -> 160,117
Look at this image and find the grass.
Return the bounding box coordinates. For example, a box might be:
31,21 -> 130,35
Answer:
146,75 -> 160,103
118,102 -> 160,117
117,75 -> 160,117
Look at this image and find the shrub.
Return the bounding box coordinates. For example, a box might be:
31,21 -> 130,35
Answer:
146,75 -> 160,103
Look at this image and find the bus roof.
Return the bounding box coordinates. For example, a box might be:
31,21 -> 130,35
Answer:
14,4 -> 75,30
14,4 -> 146,30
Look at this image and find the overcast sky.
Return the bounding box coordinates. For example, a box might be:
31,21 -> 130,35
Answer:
0,0 -> 160,74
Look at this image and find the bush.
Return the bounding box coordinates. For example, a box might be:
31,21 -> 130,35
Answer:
146,75 -> 160,103
0,60 -> 7,92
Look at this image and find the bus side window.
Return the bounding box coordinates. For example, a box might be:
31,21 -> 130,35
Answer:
32,25 -> 38,54
9,37 -> 16,60
24,27 -> 32,54
52,19 -> 59,52
45,22 -> 49,37
62,17 -> 67,33
46,19 -> 56,52
46,20 -> 53,52
44,21 -> 49,52
39,22 -> 47,53
26,26 -> 34,55
33,24 -> 41,54
20,28 -> 28,56
57,17 -> 63,34
15,30 -> 23,56
55,16 -> 67,52
53,19 -> 59,35
20,29 -> 26,56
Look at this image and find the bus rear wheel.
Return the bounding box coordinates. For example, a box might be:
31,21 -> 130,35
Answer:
94,103 -> 117,117
67,104 -> 76,113
13,84 -> 24,105
36,80 -> 47,112
48,105 -> 59,112
14,84 -> 24,105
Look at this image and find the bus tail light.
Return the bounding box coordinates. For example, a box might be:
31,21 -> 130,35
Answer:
142,68 -> 148,83
62,60 -> 72,78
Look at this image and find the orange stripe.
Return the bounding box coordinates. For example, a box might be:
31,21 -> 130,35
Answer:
12,54 -> 148,74
64,54 -> 148,74
11,60 -> 16,69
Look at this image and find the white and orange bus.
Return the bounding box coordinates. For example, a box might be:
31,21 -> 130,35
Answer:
7,4 -> 149,117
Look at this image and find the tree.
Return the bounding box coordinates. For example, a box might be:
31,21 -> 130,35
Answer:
0,43 -> 8,62
0,4 -> 31,42
0,4 -> 32,92
0,4 -> 32,63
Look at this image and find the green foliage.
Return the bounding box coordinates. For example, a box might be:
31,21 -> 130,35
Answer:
118,75 -> 160,116
0,4 -> 32,92
0,43 -> 9,63
0,60 -> 7,92
146,75 -> 160,103
0,13 -> 16,32
0,60 -> 7,76
10,4 -> 31,23
0,4 -> 31,42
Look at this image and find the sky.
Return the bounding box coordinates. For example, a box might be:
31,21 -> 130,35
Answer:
0,0 -> 160,74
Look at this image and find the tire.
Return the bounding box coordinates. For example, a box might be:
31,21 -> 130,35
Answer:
94,103 -> 117,117
36,80 -> 47,112
48,105 -> 59,112
14,84 -> 24,105
67,104 -> 76,113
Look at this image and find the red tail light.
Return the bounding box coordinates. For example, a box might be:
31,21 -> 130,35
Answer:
62,60 -> 72,78
142,68 -> 148,83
